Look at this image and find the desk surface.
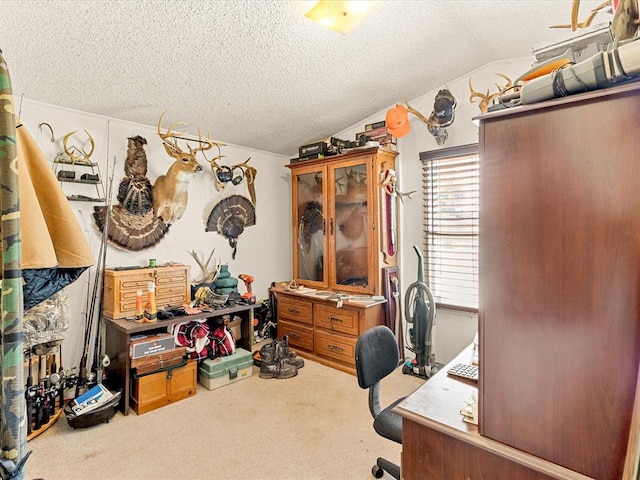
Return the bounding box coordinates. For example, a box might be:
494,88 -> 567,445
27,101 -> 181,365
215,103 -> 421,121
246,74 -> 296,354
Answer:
394,343 -> 478,439
104,303 -> 255,335
395,344 -> 593,480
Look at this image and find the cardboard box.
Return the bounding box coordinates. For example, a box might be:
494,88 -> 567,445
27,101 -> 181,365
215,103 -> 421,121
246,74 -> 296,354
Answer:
198,348 -> 253,391
129,333 -> 175,359
228,316 -> 241,341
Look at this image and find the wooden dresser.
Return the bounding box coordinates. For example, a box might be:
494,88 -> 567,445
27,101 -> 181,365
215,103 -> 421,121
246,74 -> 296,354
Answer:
103,265 -> 190,319
271,286 -> 386,375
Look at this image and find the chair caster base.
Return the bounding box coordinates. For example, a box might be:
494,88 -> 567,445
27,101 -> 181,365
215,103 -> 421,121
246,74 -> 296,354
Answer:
372,464 -> 384,478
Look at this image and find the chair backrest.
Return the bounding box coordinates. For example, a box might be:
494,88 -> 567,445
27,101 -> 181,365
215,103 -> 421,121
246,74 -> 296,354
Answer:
355,325 -> 399,390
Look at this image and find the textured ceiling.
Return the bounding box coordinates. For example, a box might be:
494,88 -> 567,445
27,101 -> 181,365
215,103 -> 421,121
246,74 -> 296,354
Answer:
1,0 -> 609,156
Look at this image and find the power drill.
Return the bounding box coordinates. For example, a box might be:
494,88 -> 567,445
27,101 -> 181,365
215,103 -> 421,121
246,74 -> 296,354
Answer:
238,274 -> 256,304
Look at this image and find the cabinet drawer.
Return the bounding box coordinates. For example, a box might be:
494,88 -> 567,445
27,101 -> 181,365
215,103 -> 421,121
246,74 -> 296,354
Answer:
156,293 -> 189,307
121,275 -> 154,291
315,305 -> 359,335
157,284 -> 189,297
278,297 -> 313,325
314,330 -> 356,366
130,360 -> 197,415
278,319 -> 314,351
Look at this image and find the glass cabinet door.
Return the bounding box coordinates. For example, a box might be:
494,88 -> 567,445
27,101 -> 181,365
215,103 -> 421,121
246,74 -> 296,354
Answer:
329,160 -> 372,292
293,168 -> 327,286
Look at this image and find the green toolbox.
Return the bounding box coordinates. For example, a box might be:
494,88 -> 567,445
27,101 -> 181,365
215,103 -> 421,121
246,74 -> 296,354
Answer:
198,348 -> 253,391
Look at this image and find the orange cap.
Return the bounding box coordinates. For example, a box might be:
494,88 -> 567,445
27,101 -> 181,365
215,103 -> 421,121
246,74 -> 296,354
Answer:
386,104 -> 410,138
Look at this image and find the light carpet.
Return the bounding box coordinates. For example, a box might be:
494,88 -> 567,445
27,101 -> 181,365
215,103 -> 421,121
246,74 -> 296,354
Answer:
26,356 -> 425,480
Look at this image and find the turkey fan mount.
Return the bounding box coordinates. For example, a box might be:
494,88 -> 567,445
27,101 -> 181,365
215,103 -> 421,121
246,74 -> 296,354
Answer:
206,195 -> 256,259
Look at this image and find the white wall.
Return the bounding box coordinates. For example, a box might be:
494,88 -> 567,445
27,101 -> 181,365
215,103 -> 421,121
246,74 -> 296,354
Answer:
17,56 -> 534,371
333,57 -> 532,364
17,98 -> 293,371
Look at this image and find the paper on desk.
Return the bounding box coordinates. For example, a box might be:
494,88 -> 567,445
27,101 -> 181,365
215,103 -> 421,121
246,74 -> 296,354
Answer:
460,391 -> 478,425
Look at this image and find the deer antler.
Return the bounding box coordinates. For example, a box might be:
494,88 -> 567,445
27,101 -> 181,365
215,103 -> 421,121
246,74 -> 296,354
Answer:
236,157 -> 258,205
189,128 -> 217,155
208,145 -> 227,192
396,189 -> 416,204
469,75 -> 515,113
157,111 -> 188,157
63,129 -> 95,165
404,100 -> 432,126
550,0 -> 611,31
468,78 -> 498,114
189,249 -> 220,285
157,111 -> 220,159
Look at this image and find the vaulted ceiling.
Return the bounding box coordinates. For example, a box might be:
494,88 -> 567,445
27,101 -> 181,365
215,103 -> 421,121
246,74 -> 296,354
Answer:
2,0 -> 609,156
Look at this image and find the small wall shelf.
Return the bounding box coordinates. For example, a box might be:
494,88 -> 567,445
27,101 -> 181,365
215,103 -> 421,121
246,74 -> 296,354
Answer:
53,154 -> 106,203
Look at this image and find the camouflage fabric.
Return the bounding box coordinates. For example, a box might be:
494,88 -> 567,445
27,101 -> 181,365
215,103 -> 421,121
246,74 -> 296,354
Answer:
0,50 -> 28,479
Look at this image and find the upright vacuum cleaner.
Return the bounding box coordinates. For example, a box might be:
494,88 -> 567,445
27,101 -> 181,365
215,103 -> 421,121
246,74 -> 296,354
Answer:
402,245 -> 438,379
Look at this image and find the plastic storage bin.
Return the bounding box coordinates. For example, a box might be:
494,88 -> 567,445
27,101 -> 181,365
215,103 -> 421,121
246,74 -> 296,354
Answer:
198,348 -> 253,390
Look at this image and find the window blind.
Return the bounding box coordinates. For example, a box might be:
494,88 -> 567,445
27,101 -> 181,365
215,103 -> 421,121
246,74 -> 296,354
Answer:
421,145 -> 479,311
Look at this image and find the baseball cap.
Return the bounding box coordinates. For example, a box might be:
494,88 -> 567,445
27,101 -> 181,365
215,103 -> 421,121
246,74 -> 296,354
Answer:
385,104 -> 411,138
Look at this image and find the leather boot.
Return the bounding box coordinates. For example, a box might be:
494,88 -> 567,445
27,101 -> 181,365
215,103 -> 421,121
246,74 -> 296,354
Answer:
279,336 -> 305,369
260,337 -> 304,369
259,347 -> 298,379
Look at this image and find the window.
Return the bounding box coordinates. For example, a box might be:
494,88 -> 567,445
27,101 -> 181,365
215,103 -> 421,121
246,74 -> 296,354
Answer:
421,144 -> 479,311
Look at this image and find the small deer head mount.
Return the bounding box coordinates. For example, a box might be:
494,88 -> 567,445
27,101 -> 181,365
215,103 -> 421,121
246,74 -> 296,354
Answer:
386,89 -> 457,146
152,111 -> 221,224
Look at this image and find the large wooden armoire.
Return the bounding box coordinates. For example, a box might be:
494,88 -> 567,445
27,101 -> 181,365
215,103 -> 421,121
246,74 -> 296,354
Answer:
479,82 -> 640,478
271,147 -> 397,374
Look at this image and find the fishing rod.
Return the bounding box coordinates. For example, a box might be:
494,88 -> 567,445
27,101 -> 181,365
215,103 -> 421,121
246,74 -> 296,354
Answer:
76,157 -> 116,395
92,157 -> 116,385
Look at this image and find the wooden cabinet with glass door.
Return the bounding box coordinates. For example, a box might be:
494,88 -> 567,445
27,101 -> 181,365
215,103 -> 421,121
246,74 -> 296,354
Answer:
289,147 -> 397,296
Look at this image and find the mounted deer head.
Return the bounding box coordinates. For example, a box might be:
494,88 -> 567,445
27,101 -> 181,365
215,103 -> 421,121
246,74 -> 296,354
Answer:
152,111 -> 220,224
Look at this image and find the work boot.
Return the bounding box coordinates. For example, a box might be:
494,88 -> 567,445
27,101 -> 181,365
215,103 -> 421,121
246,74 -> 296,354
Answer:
260,337 -> 304,369
259,348 -> 298,379
279,336 -> 305,369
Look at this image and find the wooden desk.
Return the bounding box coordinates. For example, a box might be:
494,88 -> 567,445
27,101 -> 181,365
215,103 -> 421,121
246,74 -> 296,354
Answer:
103,304 -> 254,415
394,345 -> 593,480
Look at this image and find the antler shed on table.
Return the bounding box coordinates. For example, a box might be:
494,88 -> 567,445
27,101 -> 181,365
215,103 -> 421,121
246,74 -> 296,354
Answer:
189,248 -> 220,285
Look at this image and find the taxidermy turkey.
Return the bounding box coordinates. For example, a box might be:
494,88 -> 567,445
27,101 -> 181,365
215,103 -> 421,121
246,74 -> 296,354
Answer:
93,135 -> 169,251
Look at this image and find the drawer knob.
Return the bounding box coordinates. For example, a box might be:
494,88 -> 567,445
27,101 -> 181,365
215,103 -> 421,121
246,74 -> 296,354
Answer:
329,316 -> 342,323
287,308 -> 301,315
328,344 -> 344,352
289,333 -> 302,340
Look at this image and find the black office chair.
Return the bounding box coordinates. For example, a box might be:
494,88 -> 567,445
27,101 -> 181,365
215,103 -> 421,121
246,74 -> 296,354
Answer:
355,325 -> 404,479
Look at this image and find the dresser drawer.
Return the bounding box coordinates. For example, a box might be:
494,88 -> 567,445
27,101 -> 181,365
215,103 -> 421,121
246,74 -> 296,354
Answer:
314,330 -> 356,366
156,271 -> 188,285
278,296 -> 313,325
120,273 -> 155,291
278,319 -> 314,351
315,304 -> 359,335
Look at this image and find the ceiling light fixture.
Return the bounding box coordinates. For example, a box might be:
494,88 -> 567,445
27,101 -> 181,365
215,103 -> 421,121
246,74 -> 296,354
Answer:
304,1 -> 380,34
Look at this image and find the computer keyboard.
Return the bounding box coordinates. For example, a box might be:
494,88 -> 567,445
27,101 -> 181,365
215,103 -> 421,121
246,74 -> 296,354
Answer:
447,363 -> 479,381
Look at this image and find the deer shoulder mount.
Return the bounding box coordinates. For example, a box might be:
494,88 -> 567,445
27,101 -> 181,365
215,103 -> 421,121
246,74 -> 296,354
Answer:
152,112 -> 220,224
